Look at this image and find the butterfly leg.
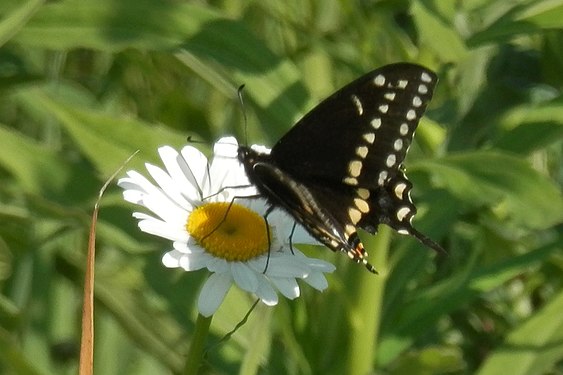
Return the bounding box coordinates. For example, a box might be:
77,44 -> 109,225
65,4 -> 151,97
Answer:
288,221 -> 297,255
201,183 -> 256,201
200,193 -> 262,242
261,205 -> 275,273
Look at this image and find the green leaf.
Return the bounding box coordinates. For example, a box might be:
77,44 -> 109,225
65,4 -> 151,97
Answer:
415,151 -> 563,229
13,0 -> 215,51
389,346 -> 464,375
12,0 -> 309,135
58,252 -> 187,373
379,236 -> 561,366
494,102 -> 563,154
238,306 -> 273,375
14,84 -> 187,176
180,20 -> 309,139
494,121 -> 563,154
0,328 -> 45,375
0,124 -> 95,202
411,0 -> 468,62
469,1 -> 563,46
0,0 -> 44,47
476,289 -> 563,375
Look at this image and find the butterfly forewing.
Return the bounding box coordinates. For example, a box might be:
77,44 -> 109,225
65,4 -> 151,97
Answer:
270,63 -> 437,188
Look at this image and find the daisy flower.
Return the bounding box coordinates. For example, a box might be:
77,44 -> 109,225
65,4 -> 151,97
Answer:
118,137 -> 335,317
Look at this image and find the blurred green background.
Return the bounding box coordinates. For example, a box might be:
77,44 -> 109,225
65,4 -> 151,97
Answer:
1,0 -> 562,374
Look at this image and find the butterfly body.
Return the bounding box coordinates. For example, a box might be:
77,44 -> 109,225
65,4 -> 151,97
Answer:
238,63 -> 444,272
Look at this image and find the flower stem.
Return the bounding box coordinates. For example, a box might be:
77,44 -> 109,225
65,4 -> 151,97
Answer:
345,225 -> 391,375
183,314 -> 213,375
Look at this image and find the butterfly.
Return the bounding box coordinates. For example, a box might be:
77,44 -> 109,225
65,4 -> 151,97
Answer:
238,63 -> 444,273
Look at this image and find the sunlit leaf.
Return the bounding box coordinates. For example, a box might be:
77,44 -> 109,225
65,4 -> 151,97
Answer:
416,151 -> 563,229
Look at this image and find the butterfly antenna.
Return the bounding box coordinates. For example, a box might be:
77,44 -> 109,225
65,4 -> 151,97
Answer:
237,84 -> 248,145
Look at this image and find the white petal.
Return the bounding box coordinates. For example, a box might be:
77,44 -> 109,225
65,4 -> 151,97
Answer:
225,182 -> 258,199
255,275 -> 278,306
245,199 -> 269,215
231,262 -> 259,293
267,210 -> 318,246
137,218 -> 189,242
140,192 -> 188,226
198,272 -> 233,317
292,250 -> 336,273
119,170 -> 157,192
145,163 -> 193,210
207,139 -> 257,200
270,277 -> 300,299
132,212 -> 155,221
207,140 -> 237,189
179,252 -> 213,271
208,157 -> 244,198
159,146 -> 205,203
117,171 -> 151,193
162,249 -> 183,268
206,257 -> 229,273
302,272 -> 329,291
116,177 -> 137,192
253,256 -> 310,278
291,226 -> 320,245
307,259 -> 336,273
246,256 -> 268,274
173,240 -> 202,254
180,145 -> 210,199
213,136 -> 238,158
121,189 -> 145,205
121,170 -> 188,226
228,168 -> 257,196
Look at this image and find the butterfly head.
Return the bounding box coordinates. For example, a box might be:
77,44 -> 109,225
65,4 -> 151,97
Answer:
237,145 -> 254,163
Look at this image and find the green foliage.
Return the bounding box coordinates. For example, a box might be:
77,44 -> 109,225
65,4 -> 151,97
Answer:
1,0 -> 562,374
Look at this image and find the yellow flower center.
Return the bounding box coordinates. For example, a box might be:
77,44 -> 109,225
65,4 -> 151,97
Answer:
187,202 -> 271,261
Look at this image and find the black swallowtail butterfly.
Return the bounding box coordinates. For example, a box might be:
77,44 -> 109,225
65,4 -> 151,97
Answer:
238,63 -> 444,273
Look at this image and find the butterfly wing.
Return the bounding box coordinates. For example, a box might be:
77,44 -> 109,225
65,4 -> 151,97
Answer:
247,158 -> 378,271
270,63 -> 438,188
268,63 -> 444,254
240,63 -> 443,273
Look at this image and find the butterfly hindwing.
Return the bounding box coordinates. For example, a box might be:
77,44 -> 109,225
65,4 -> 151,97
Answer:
241,156 -> 376,270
